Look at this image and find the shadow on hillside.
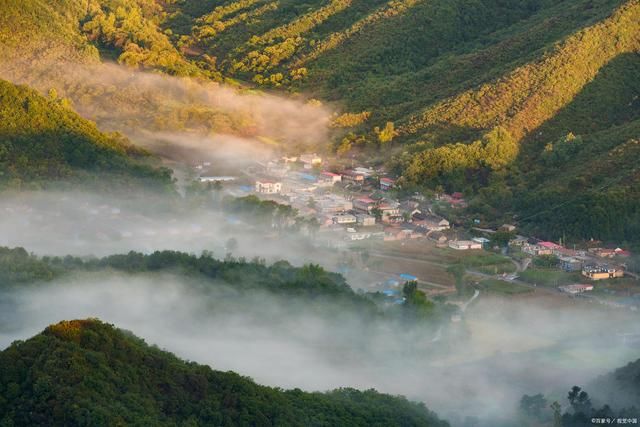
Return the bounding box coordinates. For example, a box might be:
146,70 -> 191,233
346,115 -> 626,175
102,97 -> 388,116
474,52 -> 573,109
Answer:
518,52 -> 640,167
508,54 -> 640,243
319,0 -> 627,121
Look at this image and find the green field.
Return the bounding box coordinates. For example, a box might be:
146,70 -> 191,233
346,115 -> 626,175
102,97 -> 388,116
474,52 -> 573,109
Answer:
478,279 -> 532,295
519,268 -> 581,287
458,253 -> 517,275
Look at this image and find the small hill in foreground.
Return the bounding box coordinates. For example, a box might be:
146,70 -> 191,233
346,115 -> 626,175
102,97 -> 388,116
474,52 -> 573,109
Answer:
0,319 -> 449,426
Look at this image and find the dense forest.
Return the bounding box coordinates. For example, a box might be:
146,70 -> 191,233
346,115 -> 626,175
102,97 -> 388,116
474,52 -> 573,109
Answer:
517,360 -> 640,426
0,79 -> 173,191
0,319 -> 449,426
0,246 -> 457,323
0,0 -> 639,240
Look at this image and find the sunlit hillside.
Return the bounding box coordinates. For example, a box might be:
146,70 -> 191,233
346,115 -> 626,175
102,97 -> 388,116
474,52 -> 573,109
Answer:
0,79 -> 172,191
1,0 -> 639,240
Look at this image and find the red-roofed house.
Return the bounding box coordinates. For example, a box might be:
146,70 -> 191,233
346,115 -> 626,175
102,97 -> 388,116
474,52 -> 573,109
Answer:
319,171 -> 342,185
615,248 -> 631,257
380,177 -> 395,191
353,197 -> 377,213
539,241 -> 563,250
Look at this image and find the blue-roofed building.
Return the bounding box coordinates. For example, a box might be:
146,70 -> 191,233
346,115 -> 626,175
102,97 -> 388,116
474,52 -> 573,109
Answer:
300,173 -> 317,182
385,279 -> 400,287
382,289 -> 401,297
400,273 -> 418,282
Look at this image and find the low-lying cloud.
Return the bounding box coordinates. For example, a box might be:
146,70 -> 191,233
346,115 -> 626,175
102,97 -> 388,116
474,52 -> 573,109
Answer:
1,271 -> 637,426
0,56 -> 331,164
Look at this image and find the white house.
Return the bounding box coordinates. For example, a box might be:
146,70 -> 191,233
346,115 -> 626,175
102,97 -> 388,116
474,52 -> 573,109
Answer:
413,213 -> 450,231
255,180 -> 282,194
356,214 -> 376,226
448,240 -> 482,250
559,284 -> 594,294
333,214 -> 357,225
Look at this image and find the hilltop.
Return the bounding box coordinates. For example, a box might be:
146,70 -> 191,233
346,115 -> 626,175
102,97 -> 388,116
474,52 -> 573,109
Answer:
0,78 -> 173,191
0,319 -> 449,426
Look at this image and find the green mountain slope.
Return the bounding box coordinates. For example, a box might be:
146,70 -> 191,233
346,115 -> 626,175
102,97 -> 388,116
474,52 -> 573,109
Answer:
1,0 -> 639,242
0,319 -> 449,426
591,357 -> 640,410
0,79 -> 172,191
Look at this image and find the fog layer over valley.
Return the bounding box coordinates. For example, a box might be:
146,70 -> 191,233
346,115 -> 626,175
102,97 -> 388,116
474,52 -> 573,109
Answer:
1,23 -> 638,427
0,57 -> 332,163
1,270 -> 637,424
0,191 -> 334,267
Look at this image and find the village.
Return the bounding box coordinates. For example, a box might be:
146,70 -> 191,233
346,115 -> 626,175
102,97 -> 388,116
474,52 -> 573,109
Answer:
195,152 -> 640,311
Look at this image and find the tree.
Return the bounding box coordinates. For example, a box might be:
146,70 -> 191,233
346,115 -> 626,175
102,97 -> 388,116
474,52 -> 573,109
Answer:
402,281 -> 435,319
534,254 -> 559,268
447,264 -> 466,295
375,122 -> 397,144
550,401 -> 562,427
520,394 -> 547,419
482,127 -> 517,170
371,207 -> 383,222
567,386 -> 591,414
490,230 -> 515,248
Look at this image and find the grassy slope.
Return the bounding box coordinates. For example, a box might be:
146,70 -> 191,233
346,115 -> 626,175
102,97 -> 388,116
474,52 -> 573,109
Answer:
0,78 -> 172,191
0,319 -> 449,426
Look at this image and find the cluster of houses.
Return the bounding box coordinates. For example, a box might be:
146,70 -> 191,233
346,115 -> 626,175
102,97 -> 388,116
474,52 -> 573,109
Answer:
198,154 -> 634,286
510,236 -> 629,282
237,154 -> 472,246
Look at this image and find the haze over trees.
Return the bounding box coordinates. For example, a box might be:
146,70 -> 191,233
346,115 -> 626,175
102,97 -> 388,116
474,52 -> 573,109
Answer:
0,319 -> 449,426
0,79 -> 172,191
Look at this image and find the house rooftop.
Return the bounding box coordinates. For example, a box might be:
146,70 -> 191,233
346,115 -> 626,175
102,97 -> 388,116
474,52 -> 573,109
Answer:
356,197 -> 376,204
539,241 -> 563,249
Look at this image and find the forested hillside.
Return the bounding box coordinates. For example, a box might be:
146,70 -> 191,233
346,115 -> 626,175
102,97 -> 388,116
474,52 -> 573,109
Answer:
0,319 -> 449,426
1,0 -> 639,242
0,246 -> 456,323
0,79 -> 172,191
591,357 -> 640,411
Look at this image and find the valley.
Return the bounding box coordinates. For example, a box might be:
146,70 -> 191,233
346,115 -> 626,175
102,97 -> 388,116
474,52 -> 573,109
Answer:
0,1 -> 639,426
